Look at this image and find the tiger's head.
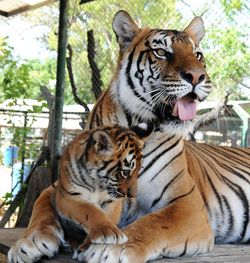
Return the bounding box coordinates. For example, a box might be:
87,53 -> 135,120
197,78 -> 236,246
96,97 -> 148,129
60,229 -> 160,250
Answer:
82,127 -> 143,199
112,11 -> 212,135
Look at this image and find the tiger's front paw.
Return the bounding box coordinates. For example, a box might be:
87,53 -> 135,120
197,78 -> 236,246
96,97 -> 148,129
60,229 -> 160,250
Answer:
118,243 -> 145,263
8,226 -> 64,263
89,224 -> 128,245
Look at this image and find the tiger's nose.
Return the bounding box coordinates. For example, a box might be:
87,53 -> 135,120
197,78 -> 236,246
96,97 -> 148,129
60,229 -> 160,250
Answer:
180,70 -> 205,86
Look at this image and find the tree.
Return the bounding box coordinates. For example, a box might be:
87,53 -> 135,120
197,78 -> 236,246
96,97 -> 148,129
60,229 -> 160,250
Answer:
21,0 -> 180,104
0,37 -> 56,102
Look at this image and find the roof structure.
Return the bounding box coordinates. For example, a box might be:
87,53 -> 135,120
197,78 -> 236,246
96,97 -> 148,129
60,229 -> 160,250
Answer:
0,0 -> 57,17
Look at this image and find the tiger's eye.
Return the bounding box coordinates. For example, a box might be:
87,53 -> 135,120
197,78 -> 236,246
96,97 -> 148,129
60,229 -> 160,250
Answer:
153,48 -> 167,58
196,52 -> 203,61
156,49 -> 166,56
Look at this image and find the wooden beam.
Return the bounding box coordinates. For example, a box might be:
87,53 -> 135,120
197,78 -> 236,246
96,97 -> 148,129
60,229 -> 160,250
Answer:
0,0 -> 57,17
0,10 -> 8,17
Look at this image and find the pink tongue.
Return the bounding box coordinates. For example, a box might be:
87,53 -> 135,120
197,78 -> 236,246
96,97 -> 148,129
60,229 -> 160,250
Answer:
176,97 -> 197,121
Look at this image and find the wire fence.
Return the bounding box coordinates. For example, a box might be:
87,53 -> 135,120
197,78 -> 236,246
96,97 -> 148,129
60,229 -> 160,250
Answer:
0,109 -> 87,199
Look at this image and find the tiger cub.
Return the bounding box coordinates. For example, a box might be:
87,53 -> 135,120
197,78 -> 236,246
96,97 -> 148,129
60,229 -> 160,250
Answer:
54,126 -> 144,256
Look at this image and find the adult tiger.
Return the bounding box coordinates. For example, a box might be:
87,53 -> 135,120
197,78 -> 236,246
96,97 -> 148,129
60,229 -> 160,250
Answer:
8,10 -> 250,263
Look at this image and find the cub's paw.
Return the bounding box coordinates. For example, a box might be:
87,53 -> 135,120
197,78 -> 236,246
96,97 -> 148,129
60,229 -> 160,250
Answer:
8,226 -> 64,263
89,225 -> 128,245
73,244 -> 119,263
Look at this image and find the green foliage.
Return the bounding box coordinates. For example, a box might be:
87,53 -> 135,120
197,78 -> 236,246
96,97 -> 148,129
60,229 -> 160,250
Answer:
0,36 -> 56,103
23,0 -> 180,104
201,0 -> 250,99
220,0 -> 244,16
3,192 -> 13,205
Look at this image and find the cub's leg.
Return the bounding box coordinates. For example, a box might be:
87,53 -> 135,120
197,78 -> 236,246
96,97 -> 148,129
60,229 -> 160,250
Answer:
8,186 -> 65,263
79,178 -> 214,263
56,192 -> 128,261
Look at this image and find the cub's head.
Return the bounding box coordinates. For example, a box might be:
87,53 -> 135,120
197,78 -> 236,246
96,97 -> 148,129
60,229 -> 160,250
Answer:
82,126 -> 143,199
112,10 -> 212,135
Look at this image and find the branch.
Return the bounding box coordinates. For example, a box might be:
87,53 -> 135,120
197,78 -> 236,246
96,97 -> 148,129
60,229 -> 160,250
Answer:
179,0 -> 197,16
238,81 -> 250,90
40,85 -> 54,109
231,77 -> 250,89
66,44 -> 90,112
87,30 -> 102,99
191,91 -> 230,134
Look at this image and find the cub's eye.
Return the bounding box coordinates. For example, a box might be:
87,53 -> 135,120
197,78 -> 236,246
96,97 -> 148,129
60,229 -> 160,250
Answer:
153,49 -> 170,59
196,52 -> 203,61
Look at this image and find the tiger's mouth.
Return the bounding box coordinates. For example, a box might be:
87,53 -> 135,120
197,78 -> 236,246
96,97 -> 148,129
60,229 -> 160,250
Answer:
155,92 -> 197,122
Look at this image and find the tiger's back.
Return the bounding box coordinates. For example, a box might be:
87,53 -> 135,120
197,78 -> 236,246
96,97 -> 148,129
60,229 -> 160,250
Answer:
186,141 -> 250,243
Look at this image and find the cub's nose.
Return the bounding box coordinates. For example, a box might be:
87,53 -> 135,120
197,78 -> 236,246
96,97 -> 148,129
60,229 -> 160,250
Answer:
123,170 -> 130,178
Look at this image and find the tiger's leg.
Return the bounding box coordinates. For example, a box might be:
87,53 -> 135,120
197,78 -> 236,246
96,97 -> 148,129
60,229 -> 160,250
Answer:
56,193 -> 128,261
80,178 -> 214,263
8,186 -> 65,263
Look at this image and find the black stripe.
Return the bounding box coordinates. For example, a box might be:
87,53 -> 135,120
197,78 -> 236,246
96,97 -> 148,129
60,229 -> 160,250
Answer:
88,92 -> 106,129
222,176 -> 249,242
199,144 -> 250,168
205,168 -> 224,216
193,143 -> 250,184
139,137 -> 181,177
221,195 -> 234,241
168,185 -> 196,205
136,49 -> 148,89
97,160 -> 113,173
150,148 -> 184,182
151,169 -> 185,209
66,165 -> 94,192
126,49 -> 154,111
179,239 -> 188,257
187,145 -> 226,225
144,136 -> 175,158
60,183 -> 81,196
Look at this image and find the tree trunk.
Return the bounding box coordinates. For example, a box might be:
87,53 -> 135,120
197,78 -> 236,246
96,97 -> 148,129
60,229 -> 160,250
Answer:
15,167 -> 51,227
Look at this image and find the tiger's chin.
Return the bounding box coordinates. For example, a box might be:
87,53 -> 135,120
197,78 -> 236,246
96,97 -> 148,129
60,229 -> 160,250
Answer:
156,92 -> 199,137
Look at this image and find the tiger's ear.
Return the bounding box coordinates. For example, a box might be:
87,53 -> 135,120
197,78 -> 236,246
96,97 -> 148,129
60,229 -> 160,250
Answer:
112,10 -> 140,52
92,130 -> 115,155
184,16 -> 205,45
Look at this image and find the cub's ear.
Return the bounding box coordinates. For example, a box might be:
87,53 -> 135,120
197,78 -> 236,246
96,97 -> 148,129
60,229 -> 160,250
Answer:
184,16 -> 205,45
92,130 -> 115,155
112,10 -> 140,52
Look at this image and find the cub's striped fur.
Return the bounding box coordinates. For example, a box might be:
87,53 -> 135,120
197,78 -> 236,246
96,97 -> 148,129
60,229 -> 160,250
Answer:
8,10 -> 250,263
54,126 -> 143,260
